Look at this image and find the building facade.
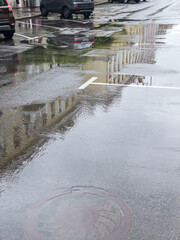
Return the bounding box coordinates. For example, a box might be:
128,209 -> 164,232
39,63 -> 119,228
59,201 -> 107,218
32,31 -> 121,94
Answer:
9,0 -> 40,8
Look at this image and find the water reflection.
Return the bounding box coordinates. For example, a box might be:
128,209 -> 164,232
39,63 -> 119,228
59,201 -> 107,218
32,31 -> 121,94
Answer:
0,22 -> 174,171
106,23 -> 158,84
47,32 -> 94,50
0,54 -> 19,87
0,93 -> 79,170
17,18 -> 43,34
0,21 -> 173,89
0,18 -> 94,88
0,46 -> 89,88
85,23 -> 173,85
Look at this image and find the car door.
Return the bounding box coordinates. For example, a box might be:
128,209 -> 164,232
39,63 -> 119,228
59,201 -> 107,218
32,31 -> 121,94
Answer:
46,0 -> 61,12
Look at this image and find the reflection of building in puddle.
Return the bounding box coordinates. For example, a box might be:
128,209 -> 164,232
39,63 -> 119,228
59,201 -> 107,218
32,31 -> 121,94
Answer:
11,35 -> 91,85
0,93 -> 79,168
9,48 -> 63,85
106,48 -> 154,85
0,54 -> 19,87
0,23 -> 173,167
17,18 -> 42,31
107,24 -> 160,84
84,23 -> 174,85
81,23 -> 175,91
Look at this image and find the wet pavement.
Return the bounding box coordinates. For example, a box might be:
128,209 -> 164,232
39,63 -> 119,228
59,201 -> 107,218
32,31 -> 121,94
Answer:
13,8 -> 41,20
1,0 -> 180,240
23,187 -> 132,240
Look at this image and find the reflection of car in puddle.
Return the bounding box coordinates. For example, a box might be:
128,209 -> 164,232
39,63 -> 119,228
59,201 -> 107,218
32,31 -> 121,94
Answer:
47,32 -> 94,49
132,75 -> 152,86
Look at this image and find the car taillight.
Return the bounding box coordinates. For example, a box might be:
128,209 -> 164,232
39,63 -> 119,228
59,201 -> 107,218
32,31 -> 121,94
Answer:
7,5 -> 13,12
12,17 -> 15,23
5,0 -> 13,12
72,41 -> 81,44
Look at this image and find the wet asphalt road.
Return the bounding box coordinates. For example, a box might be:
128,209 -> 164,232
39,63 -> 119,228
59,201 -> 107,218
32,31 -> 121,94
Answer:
0,0 -> 180,239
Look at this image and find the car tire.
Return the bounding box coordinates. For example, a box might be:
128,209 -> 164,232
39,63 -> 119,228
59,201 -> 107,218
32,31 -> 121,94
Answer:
40,6 -> 48,17
135,0 -> 140,2
108,0 -> 113,3
62,7 -> 72,19
83,13 -> 91,19
3,31 -> 14,40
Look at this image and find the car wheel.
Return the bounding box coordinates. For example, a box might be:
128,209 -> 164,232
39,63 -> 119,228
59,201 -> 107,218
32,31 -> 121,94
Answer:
40,6 -> 48,17
108,0 -> 114,3
135,0 -> 140,2
83,13 -> 91,19
3,31 -> 14,40
62,7 -> 72,19
118,0 -> 124,3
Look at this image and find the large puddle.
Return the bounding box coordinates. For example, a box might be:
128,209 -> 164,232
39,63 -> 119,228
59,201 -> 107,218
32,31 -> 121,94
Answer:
0,21 -> 178,167
1,17 -> 180,240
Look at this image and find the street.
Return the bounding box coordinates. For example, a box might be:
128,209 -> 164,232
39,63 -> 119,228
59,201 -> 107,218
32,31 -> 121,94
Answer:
0,0 -> 180,239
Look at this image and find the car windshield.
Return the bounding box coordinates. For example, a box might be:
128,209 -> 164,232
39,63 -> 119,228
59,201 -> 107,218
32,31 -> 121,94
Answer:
0,0 -> 7,6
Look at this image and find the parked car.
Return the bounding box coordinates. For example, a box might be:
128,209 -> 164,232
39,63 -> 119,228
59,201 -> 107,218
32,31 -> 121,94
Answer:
40,0 -> 94,19
108,0 -> 146,3
0,0 -> 15,39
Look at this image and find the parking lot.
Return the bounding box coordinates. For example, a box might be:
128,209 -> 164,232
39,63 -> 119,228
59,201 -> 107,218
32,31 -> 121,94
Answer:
0,0 -> 180,239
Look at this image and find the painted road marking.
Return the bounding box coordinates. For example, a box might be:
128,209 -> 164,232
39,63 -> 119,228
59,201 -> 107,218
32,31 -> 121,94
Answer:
16,20 -> 68,31
14,33 -> 39,40
14,33 -> 33,39
91,82 -> 180,90
16,19 -> 90,30
78,77 -> 98,90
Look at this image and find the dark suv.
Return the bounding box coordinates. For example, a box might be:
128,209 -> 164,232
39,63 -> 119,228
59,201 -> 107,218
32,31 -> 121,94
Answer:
40,0 -> 94,19
0,0 -> 15,39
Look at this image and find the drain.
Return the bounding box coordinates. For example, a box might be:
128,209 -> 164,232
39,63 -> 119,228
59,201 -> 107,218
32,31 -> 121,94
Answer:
23,187 -> 132,240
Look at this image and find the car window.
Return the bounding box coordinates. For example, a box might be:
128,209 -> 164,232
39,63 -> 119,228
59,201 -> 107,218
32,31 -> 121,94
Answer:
0,0 -> 7,6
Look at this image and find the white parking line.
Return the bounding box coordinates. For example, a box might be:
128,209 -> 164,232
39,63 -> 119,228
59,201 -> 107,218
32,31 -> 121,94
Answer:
91,82 -> 180,90
16,20 -> 68,31
14,33 -> 39,40
16,19 -> 90,30
78,77 -> 98,90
